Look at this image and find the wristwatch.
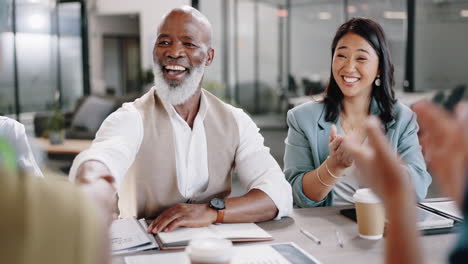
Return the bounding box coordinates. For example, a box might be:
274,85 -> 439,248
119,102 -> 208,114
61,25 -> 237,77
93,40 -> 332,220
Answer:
209,198 -> 226,223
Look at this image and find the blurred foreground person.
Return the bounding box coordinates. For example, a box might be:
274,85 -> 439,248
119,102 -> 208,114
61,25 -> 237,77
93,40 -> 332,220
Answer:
342,101 -> 468,264
0,138 -> 109,264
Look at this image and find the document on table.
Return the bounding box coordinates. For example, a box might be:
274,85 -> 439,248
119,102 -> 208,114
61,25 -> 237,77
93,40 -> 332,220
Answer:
156,222 -> 272,249
111,217 -> 158,254
420,201 -> 463,221
416,206 -> 454,230
125,242 -> 322,264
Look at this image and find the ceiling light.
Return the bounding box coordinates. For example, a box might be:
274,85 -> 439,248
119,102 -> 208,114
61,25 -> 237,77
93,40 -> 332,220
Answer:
348,5 -> 357,14
383,11 -> 407,20
277,9 -> 288,17
28,14 -> 46,29
318,12 -> 331,20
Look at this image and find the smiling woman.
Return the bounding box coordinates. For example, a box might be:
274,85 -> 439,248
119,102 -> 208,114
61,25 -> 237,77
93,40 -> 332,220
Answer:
283,18 -> 432,208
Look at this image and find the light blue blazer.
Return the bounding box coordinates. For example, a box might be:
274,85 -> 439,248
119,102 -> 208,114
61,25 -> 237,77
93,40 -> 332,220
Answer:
283,100 -> 432,208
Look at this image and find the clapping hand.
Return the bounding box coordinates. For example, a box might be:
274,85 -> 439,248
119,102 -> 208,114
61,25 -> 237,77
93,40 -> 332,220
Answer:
341,117 -> 410,203
412,101 -> 468,204
328,125 -> 354,170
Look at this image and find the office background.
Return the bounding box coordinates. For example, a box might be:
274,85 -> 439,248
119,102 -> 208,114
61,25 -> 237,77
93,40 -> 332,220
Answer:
0,0 -> 467,195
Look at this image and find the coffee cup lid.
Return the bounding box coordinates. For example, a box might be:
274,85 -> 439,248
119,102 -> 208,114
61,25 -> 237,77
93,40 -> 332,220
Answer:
186,238 -> 233,261
353,188 -> 381,204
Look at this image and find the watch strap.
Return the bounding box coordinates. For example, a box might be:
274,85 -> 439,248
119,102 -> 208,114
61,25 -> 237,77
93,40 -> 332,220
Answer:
215,209 -> 225,223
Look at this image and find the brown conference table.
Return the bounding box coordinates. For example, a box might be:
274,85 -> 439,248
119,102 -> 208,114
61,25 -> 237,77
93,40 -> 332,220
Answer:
112,205 -> 457,264
33,137 -> 92,155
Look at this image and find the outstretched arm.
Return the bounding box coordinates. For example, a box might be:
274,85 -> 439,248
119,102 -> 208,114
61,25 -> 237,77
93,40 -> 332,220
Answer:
70,105 -> 144,221
342,117 -> 423,264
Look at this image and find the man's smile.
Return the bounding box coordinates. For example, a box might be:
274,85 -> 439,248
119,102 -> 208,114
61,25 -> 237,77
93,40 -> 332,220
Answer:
163,64 -> 189,80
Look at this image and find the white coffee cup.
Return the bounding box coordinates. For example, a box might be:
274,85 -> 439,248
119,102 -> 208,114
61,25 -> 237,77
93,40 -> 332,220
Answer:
185,238 -> 233,264
353,188 -> 385,240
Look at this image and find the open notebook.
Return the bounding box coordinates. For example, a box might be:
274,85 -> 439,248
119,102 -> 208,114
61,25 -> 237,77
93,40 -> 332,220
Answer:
111,218 -> 158,255
155,222 -> 273,250
419,200 -> 463,222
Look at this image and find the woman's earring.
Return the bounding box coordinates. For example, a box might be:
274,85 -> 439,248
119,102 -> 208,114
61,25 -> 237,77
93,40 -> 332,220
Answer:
374,75 -> 381,87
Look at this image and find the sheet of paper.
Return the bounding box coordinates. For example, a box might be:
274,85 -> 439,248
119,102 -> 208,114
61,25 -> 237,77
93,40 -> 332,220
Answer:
420,201 -> 463,220
111,217 -> 151,251
416,207 -> 454,229
211,223 -> 272,239
112,219 -> 159,255
157,226 -> 218,244
125,242 -> 321,264
157,223 -> 272,245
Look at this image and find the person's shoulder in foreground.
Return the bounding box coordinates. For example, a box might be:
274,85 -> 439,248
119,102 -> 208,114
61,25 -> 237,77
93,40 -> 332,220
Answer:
1,145 -> 108,264
0,116 -> 43,178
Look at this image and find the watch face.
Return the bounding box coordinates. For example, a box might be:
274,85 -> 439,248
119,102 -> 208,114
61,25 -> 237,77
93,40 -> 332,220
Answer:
210,198 -> 225,210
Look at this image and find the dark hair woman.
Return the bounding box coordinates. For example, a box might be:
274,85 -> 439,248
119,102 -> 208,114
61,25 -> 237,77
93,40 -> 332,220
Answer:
283,18 -> 431,208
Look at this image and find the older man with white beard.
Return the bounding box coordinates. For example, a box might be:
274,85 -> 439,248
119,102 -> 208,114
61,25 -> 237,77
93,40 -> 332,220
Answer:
69,6 -> 292,233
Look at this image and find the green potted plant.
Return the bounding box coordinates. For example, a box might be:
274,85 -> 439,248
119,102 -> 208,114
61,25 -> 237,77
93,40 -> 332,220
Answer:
47,108 -> 65,145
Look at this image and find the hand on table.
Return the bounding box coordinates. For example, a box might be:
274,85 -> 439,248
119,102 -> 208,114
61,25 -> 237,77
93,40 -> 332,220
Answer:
148,203 -> 217,234
412,101 -> 468,204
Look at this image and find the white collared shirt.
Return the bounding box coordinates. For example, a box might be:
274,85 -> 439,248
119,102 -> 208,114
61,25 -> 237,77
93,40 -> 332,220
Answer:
167,95 -> 210,198
0,116 -> 43,178
70,89 -> 292,219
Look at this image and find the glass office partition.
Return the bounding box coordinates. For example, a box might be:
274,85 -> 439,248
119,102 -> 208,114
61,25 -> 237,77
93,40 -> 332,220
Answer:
58,2 -> 83,112
257,1 -> 282,113
197,0 -> 467,115
0,0 -> 16,115
0,0 -> 85,119
413,0 -> 468,92
16,0 -> 57,113
200,0 -> 286,114
290,0 -> 345,97
349,0 -> 407,90
199,0 -> 223,86
235,0 -> 256,113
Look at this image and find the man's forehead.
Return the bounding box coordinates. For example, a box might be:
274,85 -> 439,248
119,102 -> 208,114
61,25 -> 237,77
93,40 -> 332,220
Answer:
159,11 -> 205,33
157,8 -> 211,43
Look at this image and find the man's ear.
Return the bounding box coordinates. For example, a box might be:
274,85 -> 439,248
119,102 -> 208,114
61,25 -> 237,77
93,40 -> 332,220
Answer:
205,48 -> 214,66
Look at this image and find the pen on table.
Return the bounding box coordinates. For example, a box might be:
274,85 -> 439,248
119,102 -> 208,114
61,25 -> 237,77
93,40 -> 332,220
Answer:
335,229 -> 344,248
300,228 -> 321,245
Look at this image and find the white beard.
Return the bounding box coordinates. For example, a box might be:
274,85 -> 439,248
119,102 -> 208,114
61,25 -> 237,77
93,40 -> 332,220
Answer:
153,60 -> 206,105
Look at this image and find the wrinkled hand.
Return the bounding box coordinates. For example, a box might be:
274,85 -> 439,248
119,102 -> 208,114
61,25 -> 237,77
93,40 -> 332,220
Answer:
341,117 -> 410,203
148,203 -> 217,234
328,125 -> 354,169
412,101 -> 468,204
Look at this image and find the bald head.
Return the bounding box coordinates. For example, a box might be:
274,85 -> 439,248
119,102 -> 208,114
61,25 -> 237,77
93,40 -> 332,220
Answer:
158,6 -> 212,48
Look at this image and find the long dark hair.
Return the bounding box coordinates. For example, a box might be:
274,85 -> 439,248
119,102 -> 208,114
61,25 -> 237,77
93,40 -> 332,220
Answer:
323,17 -> 396,124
